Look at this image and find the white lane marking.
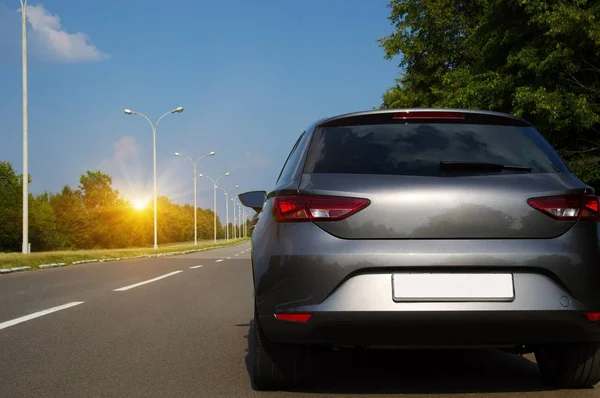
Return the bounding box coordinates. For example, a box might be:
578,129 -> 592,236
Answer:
215,259 -> 224,263
113,271 -> 183,292
189,265 -> 204,269
226,257 -> 231,260
234,254 -> 239,257
0,302 -> 85,331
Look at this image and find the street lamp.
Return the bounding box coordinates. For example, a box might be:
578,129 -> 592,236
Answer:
231,197 -> 237,239
20,0 -> 29,254
242,207 -> 248,238
239,206 -> 243,238
240,206 -> 245,238
175,151 -> 215,245
243,207 -> 248,238
217,184 -> 238,241
123,106 -> 184,249
199,172 -> 230,243
236,199 -> 242,238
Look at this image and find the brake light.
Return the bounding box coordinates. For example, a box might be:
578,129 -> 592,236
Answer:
527,195 -> 600,221
272,195 -> 370,223
274,313 -> 312,323
586,313 -> 600,322
392,111 -> 465,120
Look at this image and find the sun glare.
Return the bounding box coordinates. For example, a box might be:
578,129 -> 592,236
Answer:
132,198 -> 149,210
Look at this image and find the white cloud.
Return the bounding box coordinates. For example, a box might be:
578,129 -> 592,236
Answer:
98,136 -> 148,199
19,4 -> 109,62
102,136 -> 140,166
97,136 -> 141,180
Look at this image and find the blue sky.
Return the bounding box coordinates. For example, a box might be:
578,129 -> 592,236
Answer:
0,0 -> 399,220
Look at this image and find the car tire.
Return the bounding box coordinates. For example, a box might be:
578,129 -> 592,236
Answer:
535,342 -> 600,389
251,306 -> 312,391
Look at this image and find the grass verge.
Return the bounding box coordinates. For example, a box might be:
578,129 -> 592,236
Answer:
0,238 -> 250,271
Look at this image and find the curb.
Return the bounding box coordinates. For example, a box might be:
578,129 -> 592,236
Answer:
0,240 -> 248,275
12,266 -> 32,272
1,266 -> 33,274
39,263 -> 66,269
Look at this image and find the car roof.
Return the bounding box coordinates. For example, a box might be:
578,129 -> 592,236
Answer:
311,108 -> 533,130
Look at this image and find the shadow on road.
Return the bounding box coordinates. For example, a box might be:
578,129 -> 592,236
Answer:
240,320 -> 558,395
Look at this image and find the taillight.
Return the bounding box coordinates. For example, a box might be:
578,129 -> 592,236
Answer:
586,313 -> 600,322
272,195 -> 370,223
527,195 -> 600,221
274,313 -> 312,323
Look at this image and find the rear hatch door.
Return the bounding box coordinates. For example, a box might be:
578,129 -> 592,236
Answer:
299,110 -> 586,239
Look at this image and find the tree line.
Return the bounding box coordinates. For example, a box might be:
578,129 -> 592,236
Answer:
0,161 -> 245,253
379,0 -> 600,190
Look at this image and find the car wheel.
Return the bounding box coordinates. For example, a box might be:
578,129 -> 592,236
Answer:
252,306 -> 312,391
535,342 -> 600,389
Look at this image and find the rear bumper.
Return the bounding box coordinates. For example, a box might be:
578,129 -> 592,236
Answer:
258,273 -> 600,347
260,310 -> 600,347
252,221 -> 600,312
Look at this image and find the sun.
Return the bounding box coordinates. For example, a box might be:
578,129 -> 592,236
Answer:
131,198 -> 149,210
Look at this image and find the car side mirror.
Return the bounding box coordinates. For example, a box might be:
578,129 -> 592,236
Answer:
238,191 -> 266,213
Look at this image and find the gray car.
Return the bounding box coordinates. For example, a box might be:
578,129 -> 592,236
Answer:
238,108 -> 600,391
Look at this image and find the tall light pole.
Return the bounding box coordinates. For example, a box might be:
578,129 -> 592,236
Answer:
20,0 -> 29,254
199,172 -> 230,243
237,200 -> 242,238
243,208 -> 247,238
217,184 -> 239,241
124,106 -> 184,249
231,197 -> 237,239
175,151 -> 215,245
240,206 -> 246,238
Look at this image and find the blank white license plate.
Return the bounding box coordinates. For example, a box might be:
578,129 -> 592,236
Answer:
392,273 -> 514,302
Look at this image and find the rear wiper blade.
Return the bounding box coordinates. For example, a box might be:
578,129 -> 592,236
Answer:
439,161 -> 532,172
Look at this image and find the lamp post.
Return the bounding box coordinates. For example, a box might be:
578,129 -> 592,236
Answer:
174,151 -> 215,245
240,207 -> 243,238
20,0 -> 29,254
237,200 -> 242,238
242,207 -> 248,238
217,184 -> 239,241
199,172 -> 230,243
124,106 -> 183,249
231,197 -> 237,239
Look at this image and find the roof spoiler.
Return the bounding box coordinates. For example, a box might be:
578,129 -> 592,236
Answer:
316,109 -> 533,128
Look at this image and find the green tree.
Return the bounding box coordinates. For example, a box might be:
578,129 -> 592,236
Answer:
49,186 -> 91,249
379,0 -> 600,189
196,208 -> 216,240
30,192 -> 62,251
127,204 -> 153,247
157,196 -> 188,244
0,165 -> 235,252
78,170 -> 128,248
0,162 -> 22,252
79,171 -> 119,211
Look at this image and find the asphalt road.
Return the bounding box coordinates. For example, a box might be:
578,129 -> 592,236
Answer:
1,242 -> 598,397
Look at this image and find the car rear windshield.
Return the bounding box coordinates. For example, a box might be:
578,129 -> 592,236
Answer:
303,123 -> 569,176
